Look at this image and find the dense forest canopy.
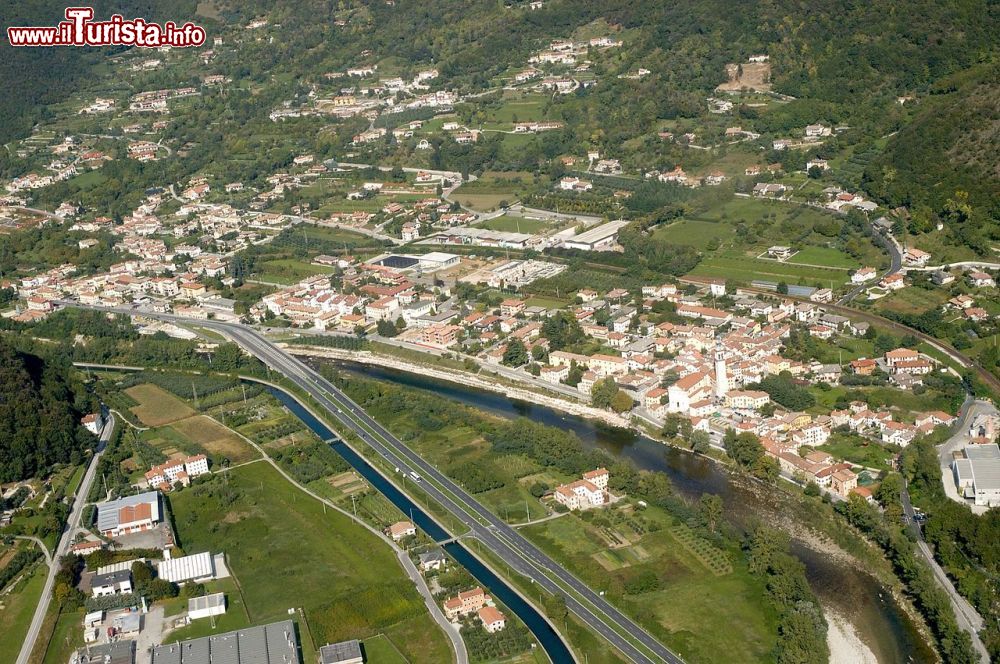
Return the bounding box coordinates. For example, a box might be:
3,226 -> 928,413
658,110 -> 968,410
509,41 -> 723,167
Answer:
0,337 -> 95,482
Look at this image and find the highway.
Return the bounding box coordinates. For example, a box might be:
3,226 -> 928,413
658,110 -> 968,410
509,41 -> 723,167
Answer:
16,415 -> 116,664
211,321 -> 682,664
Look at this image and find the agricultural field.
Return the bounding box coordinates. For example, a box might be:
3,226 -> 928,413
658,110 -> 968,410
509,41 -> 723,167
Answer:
520,505 -> 777,664
451,171 -> 536,211
169,415 -> 257,464
653,219 -> 734,250
169,462 -> 452,662
0,550 -> 46,664
787,246 -> 860,269
125,384 -> 196,427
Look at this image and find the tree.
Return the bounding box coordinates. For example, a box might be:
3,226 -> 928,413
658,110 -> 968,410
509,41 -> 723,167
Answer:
777,281 -> 789,294
591,377 -> 618,409
724,430 -> 766,469
530,344 -> 548,363
131,560 -> 153,585
610,390 -> 634,413
690,430 -> 711,453
502,338 -> 529,367
564,361 -> 584,386
376,319 -> 398,337
700,493 -> 723,532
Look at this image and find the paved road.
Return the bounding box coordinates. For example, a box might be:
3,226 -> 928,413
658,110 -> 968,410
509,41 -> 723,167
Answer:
16,415 -> 115,664
274,325 -> 587,402
215,322 -> 681,664
65,304 -> 679,662
897,396 -> 991,663
838,223 -> 903,304
222,416 -> 468,664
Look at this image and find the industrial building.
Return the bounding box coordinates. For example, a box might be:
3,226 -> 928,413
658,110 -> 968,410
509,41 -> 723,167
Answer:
158,551 -> 218,584
318,640 -> 363,664
77,640 -> 135,664
561,220 -> 629,251
953,444 -> 1000,507
188,592 -> 226,621
95,491 -> 161,537
151,620 -> 299,664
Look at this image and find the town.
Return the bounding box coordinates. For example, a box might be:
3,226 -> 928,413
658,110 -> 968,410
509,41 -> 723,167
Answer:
0,4 -> 997,664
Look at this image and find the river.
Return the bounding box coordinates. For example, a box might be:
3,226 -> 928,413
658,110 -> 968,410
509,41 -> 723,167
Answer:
263,386 -> 572,664
328,360 -> 936,663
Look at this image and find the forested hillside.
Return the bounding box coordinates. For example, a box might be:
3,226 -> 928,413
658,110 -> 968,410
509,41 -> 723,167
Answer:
0,0 -> 201,144
0,338 -> 95,482
864,64 -> 999,254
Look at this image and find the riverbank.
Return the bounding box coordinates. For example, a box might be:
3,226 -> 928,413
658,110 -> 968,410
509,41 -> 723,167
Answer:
827,609 -> 877,664
302,346 -> 938,662
281,343 -> 632,428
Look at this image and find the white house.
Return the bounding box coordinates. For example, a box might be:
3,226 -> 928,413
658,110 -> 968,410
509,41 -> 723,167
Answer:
91,570 -> 133,597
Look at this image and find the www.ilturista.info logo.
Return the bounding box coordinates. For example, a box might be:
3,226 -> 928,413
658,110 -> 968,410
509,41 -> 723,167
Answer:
7,7 -> 206,47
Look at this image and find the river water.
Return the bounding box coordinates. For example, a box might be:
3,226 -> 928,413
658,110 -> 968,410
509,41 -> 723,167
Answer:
264,386 -> 573,663
328,361 -> 935,663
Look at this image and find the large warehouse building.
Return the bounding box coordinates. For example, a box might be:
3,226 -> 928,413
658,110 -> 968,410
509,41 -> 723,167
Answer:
953,443 -> 1000,507
152,620 -> 299,664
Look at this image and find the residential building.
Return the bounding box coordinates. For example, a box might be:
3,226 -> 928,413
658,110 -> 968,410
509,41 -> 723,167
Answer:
388,520 -> 416,540
478,606 -> 506,633
443,587 -> 490,619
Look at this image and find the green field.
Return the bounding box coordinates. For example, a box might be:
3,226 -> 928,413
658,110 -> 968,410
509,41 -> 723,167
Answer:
475,215 -> 549,234
360,633 -> 410,663
0,560 -> 46,664
521,509 -> 777,663
817,437 -> 896,471
788,246 -> 860,269
653,219 -> 734,250
41,608 -> 85,664
254,259 -> 333,285
688,254 -> 852,287
169,462 -> 452,662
